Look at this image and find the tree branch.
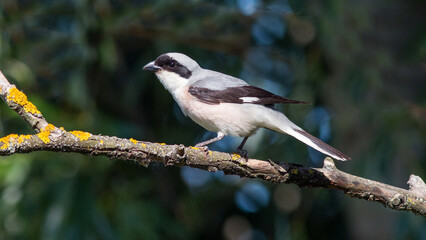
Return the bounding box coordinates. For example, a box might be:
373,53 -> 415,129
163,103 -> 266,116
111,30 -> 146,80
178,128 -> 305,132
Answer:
0,71 -> 425,216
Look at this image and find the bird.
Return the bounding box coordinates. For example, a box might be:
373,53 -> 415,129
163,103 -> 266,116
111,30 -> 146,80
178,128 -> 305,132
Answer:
142,52 -> 350,161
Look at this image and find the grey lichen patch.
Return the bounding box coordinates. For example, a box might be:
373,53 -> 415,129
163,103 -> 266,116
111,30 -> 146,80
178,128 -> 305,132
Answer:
136,159 -> 151,168
323,157 -> 336,170
207,166 -> 218,172
389,194 -> 403,207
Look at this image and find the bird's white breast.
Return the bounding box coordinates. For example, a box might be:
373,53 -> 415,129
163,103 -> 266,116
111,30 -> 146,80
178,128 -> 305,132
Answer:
172,86 -> 265,137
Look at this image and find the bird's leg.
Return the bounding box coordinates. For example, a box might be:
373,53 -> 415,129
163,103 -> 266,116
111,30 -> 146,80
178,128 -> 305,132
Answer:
195,132 -> 225,150
237,136 -> 249,150
236,137 -> 249,158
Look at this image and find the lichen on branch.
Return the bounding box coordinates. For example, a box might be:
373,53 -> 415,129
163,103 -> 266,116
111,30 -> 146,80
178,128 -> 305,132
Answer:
0,70 -> 425,217
7,87 -> 42,115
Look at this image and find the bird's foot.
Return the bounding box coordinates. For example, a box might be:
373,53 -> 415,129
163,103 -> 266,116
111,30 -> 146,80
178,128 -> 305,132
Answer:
200,146 -> 209,152
236,149 -> 248,160
193,144 -> 210,155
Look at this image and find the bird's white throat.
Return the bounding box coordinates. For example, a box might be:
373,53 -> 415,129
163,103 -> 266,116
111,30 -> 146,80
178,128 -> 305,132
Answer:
155,70 -> 188,93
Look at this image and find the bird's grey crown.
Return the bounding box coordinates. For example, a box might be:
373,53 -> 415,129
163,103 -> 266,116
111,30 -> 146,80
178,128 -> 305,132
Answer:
164,52 -> 200,73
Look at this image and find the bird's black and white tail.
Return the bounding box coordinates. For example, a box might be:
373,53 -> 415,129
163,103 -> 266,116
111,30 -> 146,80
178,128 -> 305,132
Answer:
286,127 -> 350,161
263,108 -> 351,161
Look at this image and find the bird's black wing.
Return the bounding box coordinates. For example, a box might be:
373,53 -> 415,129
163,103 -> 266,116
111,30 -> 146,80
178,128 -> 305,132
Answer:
188,85 -> 308,105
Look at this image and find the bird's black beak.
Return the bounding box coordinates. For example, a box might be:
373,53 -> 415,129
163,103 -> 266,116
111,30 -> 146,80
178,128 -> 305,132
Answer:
142,61 -> 161,72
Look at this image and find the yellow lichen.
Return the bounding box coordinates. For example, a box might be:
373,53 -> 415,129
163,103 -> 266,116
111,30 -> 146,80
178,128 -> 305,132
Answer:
231,153 -> 241,161
37,124 -> 56,143
18,134 -> 31,143
99,140 -> 104,144
7,87 -> 41,115
70,130 -> 91,141
159,143 -> 166,145
130,138 -> 138,144
0,134 -> 19,150
190,146 -> 199,150
0,134 -> 33,149
290,169 -> 299,175
141,142 -> 146,148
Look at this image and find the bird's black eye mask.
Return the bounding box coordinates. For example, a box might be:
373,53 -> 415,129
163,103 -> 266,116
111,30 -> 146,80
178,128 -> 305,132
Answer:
154,55 -> 192,79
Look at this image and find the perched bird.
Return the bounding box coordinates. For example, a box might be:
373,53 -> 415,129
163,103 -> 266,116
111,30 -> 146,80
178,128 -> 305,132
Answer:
143,53 -> 350,161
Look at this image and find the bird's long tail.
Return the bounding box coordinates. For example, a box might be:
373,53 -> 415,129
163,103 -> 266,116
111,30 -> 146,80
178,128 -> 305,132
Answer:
286,127 -> 350,161
262,108 -> 351,161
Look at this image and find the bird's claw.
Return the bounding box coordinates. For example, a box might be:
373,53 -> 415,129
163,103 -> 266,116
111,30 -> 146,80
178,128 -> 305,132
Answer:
194,144 -> 209,154
237,149 -> 248,159
200,146 -> 209,152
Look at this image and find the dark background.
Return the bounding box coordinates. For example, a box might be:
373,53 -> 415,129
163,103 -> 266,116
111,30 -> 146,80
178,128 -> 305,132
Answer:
0,0 -> 425,239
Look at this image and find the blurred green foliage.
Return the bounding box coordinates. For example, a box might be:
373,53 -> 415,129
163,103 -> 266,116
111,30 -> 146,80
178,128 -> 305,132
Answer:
0,0 -> 425,239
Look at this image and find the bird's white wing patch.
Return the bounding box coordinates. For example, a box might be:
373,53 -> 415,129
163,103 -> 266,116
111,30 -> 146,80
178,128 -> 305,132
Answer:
240,97 -> 260,103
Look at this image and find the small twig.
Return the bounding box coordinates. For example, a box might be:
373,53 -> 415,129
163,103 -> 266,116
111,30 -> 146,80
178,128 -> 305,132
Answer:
0,71 -> 48,132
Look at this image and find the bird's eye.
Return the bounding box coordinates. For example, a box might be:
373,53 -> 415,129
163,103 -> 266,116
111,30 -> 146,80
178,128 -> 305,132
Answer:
168,61 -> 176,68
